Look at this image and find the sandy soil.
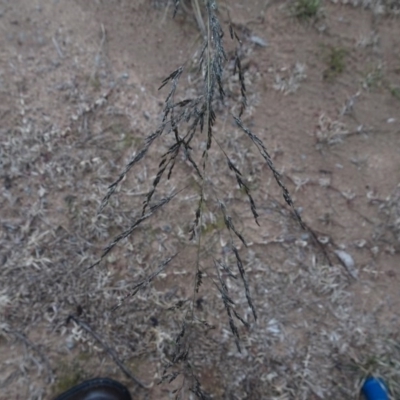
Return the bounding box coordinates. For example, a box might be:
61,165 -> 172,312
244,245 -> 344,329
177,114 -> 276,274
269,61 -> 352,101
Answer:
0,0 -> 399,399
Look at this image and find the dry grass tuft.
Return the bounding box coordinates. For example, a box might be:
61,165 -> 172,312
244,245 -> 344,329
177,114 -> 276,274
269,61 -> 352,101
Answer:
330,0 -> 400,15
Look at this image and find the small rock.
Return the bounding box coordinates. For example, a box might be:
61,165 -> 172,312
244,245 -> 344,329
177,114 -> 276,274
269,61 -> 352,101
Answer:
318,236 -> 330,244
296,207 -> 303,215
334,250 -> 358,279
354,239 -> 366,248
37,36 -> 45,45
66,337 -> 75,350
371,246 -> 379,256
296,239 -> 308,248
162,224 -> 172,233
250,35 -> 268,47
38,186 -> 46,198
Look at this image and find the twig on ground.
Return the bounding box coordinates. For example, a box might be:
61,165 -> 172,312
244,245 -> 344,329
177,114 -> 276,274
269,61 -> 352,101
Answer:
66,315 -> 152,389
52,36 -> 64,58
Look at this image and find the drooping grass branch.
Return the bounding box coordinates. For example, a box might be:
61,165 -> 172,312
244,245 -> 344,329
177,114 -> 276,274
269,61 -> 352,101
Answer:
213,258 -> 249,353
110,254 -> 178,311
91,190 -> 182,269
94,1 -> 306,395
234,116 -> 306,230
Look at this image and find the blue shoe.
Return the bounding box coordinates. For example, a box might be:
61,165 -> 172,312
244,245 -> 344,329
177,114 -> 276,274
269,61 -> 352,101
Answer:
361,377 -> 389,400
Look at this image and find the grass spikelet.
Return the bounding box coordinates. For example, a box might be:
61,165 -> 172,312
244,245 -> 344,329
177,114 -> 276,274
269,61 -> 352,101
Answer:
234,50 -> 247,117
189,193 -> 204,241
142,157 -> 169,215
213,259 -> 242,352
226,157 -> 259,225
219,201 -> 247,247
215,259 -> 237,279
231,245 -> 257,321
111,254 -> 177,311
195,269 -> 203,292
172,321 -> 188,363
234,117 -> 305,229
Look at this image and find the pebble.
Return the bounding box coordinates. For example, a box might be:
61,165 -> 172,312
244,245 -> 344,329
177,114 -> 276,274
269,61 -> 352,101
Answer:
296,207 -> 303,215
318,236 -> 330,244
334,250 -> 358,279
66,337 -> 75,350
250,35 -> 268,47
162,224 -> 172,233
301,233 -> 310,241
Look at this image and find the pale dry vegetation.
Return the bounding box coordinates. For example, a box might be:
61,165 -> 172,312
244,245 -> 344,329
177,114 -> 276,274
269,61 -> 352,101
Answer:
0,1 -> 400,399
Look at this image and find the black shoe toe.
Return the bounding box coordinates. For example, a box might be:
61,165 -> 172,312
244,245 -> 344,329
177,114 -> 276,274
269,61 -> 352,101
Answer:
53,377 -> 132,400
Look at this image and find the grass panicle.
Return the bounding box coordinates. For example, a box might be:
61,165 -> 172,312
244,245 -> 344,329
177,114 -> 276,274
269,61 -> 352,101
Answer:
97,0 -> 296,354
95,1 -> 304,394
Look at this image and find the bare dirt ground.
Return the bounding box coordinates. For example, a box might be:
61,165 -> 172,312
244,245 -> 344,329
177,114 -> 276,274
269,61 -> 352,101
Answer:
0,0 -> 400,399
